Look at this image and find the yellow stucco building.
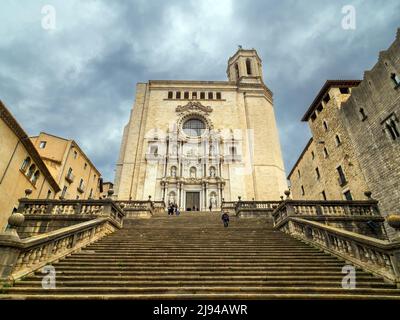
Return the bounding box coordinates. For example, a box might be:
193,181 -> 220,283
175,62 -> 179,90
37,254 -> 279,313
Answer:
30,132 -> 102,200
0,101 -> 60,231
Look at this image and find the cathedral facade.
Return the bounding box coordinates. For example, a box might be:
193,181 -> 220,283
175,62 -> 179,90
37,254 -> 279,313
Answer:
114,48 -> 287,210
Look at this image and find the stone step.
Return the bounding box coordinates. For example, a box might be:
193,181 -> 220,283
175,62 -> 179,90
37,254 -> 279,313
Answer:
12,280 -> 394,288
2,293 -> 400,300
4,286 -> 400,295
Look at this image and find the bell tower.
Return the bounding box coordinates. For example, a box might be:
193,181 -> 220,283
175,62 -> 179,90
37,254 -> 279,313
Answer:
227,47 -> 264,84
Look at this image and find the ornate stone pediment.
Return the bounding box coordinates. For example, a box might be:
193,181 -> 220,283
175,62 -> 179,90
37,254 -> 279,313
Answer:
176,101 -> 213,114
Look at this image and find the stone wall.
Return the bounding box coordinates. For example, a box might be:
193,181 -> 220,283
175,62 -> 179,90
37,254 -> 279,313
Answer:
340,29 -> 400,238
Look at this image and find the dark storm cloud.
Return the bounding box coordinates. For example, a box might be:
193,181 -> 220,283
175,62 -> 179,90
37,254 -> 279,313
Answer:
0,0 -> 399,182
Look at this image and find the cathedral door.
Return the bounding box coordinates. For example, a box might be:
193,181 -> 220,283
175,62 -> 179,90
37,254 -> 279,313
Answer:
186,192 -> 200,211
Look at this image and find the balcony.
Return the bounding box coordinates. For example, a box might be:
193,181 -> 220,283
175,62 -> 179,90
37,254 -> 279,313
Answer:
65,172 -> 74,183
77,183 -> 85,193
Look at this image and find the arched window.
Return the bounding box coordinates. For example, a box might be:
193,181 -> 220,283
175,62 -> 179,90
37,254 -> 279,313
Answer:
235,63 -> 240,80
31,170 -> 40,186
183,119 -> 206,137
246,59 -> 252,75
21,157 -> 31,172
26,164 -> 36,179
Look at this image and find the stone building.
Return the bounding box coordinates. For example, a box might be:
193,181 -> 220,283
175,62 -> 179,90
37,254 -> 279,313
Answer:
30,132 -> 102,200
288,80 -> 370,201
0,101 -> 60,231
114,48 -> 287,210
341,29 -> 400,227
101,181 -> 114,199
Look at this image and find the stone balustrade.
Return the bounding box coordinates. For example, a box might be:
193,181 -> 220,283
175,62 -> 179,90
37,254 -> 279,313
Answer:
17,199 -> 125,226
0,217 -> 120,283
280,217 -> 400,284
235,201 -> 281,218
273,200 -> 380,226
115,200 -> 155,218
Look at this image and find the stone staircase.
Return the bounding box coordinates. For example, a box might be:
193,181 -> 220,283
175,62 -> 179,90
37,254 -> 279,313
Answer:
2,211 -> 400,299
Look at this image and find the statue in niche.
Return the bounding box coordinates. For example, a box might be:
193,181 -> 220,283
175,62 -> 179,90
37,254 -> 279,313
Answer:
210,193 -> 217,208
210,167 -> 216,177
190,167 -> 196,178
168,192 -> 176,204
171,166 -> 177,177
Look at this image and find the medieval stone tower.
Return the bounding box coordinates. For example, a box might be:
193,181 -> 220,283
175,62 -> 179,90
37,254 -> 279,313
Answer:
114,48 -> 287,210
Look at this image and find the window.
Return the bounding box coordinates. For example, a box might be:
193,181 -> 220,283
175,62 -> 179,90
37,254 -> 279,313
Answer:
168,91 -> 173,99
246,59 -> 252,75
297,169 -> 301,178
235,63 -> 240,80
315,167 -> 320,180
311,113 -> 317,122
31,170 -> 40,186
79,179 -> 84,189
323,120 -> 328,131
192,92 -> 197,99
335,135 -> 341,146
73,150 -> 78,159
61,186 -> 68,199
311,151 -> 315,160
323,147 -> 329,158
66,167 -> 73,181
216,92 -> 221,100
76,195 -> 80,200
391,73 -> 400,87
84,163 -> 87,170
344,190 -> 353,201
208,92 -> 213,99
316,104 -> 323,113
21,157 -> 31,172
230,146 -> 237,155
200,92 -> 205,99
359,108 -> 367,121
337,165 -> 347,186
323,93 -> 330,104
176,91 -> 181,99
321,190 -> 327,200
27,164 -> 36,179
301,185 -> 305,196
339,87 -> 350,94
89,188 -> 93,199
47,190 -> 52,199
39,141 -> 47,149
385,118 -> 400,140
183,119 -> 206,137
184,91 -> 189,99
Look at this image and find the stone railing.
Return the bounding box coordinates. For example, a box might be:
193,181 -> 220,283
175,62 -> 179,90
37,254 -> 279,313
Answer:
221,201 -> 236,214
115,200 -> 154,218
272,200 -> 386,239
153,201 -> 166,214
0,216 -> 120,283
235,200 -> 281,218
280,217 -> 400,284
273,199 -> 381,225
17,198 -> 125,225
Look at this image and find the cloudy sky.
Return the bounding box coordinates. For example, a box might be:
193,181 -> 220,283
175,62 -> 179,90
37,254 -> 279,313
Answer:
1,0 -> 399,182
